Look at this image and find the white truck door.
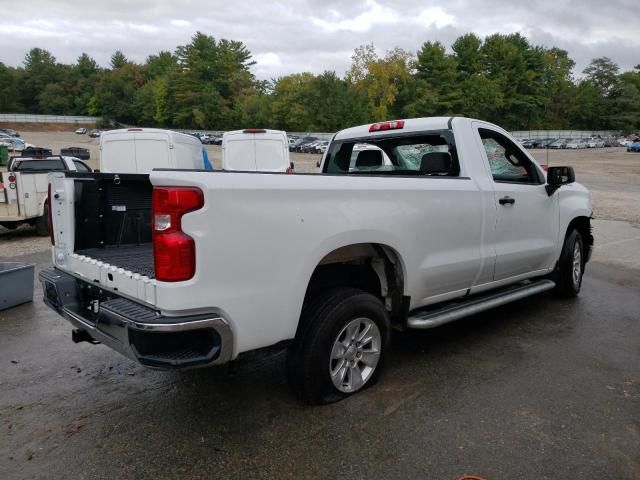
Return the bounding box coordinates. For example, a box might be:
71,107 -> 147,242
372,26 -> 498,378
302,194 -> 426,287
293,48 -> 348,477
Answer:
223,133 -> 258,171
100,135 -> 136,173
254,133 -> 288,172
133,133 -> 171,173
17,174 -> 39,217
476,126 -> 560,280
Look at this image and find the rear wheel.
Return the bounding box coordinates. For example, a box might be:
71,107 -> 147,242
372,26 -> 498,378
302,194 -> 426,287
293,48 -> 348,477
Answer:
553,229 -> 584,297
287,288 -> 390,404
0,221 -> 19,230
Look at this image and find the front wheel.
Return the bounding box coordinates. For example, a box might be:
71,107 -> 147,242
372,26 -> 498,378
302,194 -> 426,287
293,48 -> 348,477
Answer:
553,229 -> 584,297
287,288 -> 390,405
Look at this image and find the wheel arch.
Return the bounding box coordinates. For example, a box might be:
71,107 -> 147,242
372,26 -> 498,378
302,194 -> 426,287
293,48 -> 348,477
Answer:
565,215 -> 593,263
300,243 -> 409,332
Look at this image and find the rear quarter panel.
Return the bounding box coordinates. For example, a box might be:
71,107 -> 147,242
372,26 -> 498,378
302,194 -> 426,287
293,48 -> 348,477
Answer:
149,170 -> 484,355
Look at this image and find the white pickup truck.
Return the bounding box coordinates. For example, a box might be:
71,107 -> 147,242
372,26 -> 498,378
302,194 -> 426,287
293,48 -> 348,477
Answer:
39,117 -> 593,404
1,156 -> 91,234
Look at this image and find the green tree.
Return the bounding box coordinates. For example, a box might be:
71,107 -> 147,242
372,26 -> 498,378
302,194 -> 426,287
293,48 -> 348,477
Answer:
0,63 -> 21,111
110,50 -> 128,69
582,57 -> 620,96
405,41 -> 460,117
90,63 -> 144,124
20,48 -> 60,113
144,51 -> 177,79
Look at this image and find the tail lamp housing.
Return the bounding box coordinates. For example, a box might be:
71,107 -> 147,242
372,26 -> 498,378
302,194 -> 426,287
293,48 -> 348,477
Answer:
369,120 -> 405,132
152,187 -> 204,282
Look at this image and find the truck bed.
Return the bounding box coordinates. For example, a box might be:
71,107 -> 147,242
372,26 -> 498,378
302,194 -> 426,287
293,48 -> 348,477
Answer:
75,245 -> 154,278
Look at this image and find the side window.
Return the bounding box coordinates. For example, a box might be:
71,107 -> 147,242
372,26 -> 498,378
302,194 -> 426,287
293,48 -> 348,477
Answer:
479,129 -> 542,184
73,160 -> 91,172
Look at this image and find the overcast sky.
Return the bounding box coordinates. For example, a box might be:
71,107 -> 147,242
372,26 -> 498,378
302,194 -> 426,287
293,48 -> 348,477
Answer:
0,0 -> 638,79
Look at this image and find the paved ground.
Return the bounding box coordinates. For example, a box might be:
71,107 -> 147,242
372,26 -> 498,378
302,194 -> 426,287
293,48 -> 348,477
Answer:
1,219 -> 639,480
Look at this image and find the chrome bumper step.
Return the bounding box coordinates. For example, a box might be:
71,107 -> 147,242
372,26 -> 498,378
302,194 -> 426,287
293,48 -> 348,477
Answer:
407,279 -> 556,329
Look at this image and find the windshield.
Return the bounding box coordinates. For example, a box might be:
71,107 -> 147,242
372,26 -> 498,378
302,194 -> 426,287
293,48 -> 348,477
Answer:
324,131 -> 458,176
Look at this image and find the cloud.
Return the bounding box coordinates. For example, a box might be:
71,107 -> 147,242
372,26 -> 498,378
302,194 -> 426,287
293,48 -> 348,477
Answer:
0,0 -> 637,79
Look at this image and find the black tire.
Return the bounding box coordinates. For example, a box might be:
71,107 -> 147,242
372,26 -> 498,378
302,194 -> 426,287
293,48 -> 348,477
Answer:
553,229 -> 584,298
34,203 -> 49,237
286,287 -> 390,405
1,222 -> 19,230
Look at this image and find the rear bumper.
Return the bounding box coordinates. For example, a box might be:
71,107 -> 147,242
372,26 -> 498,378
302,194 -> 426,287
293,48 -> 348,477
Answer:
39,267 -> 233,369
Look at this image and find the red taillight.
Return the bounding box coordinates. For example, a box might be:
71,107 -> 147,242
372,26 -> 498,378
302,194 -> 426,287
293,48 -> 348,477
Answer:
243,128 -> 266,133
541,164 -> 549,172
369,120 -> 405,132
127,128 -> 143,132
152,187 -> 204,282
8,174 -> 16,183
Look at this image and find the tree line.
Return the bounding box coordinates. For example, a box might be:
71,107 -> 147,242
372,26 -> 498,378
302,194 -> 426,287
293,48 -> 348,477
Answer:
0,32 -> 638,132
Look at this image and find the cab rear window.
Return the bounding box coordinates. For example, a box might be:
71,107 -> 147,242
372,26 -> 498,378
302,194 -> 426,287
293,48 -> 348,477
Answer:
324,131 -> 459,176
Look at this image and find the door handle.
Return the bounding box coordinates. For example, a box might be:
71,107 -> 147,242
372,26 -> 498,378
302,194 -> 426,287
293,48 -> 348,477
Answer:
499,196 -> 515,205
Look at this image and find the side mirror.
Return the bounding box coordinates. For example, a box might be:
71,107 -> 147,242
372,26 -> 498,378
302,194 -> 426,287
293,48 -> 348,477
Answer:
546,166 -> 575,195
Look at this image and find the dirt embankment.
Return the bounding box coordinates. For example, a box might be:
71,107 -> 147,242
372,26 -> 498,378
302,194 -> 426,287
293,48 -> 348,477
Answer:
0,122 -> 96,132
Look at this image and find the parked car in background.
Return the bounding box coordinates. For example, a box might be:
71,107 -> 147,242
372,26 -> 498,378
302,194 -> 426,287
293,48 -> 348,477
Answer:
0,137 -> 34,152
536,139 -> 557,148
20,147 -> 53,157
0,128 -> 20,137
312,140 -> 330,154
549,138 -> 570,149
202,135 -> 222,145
75,128 -> 87,135
570,139 -> 590,149
627,141 -> 640,152
60,146 -> 90,160
291,136 -> 318,152
89,129 -> 102,138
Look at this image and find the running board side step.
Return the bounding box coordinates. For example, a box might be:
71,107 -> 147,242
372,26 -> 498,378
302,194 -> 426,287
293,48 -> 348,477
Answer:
407,279 -> 556,329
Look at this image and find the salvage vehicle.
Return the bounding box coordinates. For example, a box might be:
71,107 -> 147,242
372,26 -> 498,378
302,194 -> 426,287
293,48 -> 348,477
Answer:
0,137 -> 34,152
627,141 -> 640,152
0,156 -> 91,234
39,117 -> 593,404
60,146 -> 90,160
0,128 -> 20,137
